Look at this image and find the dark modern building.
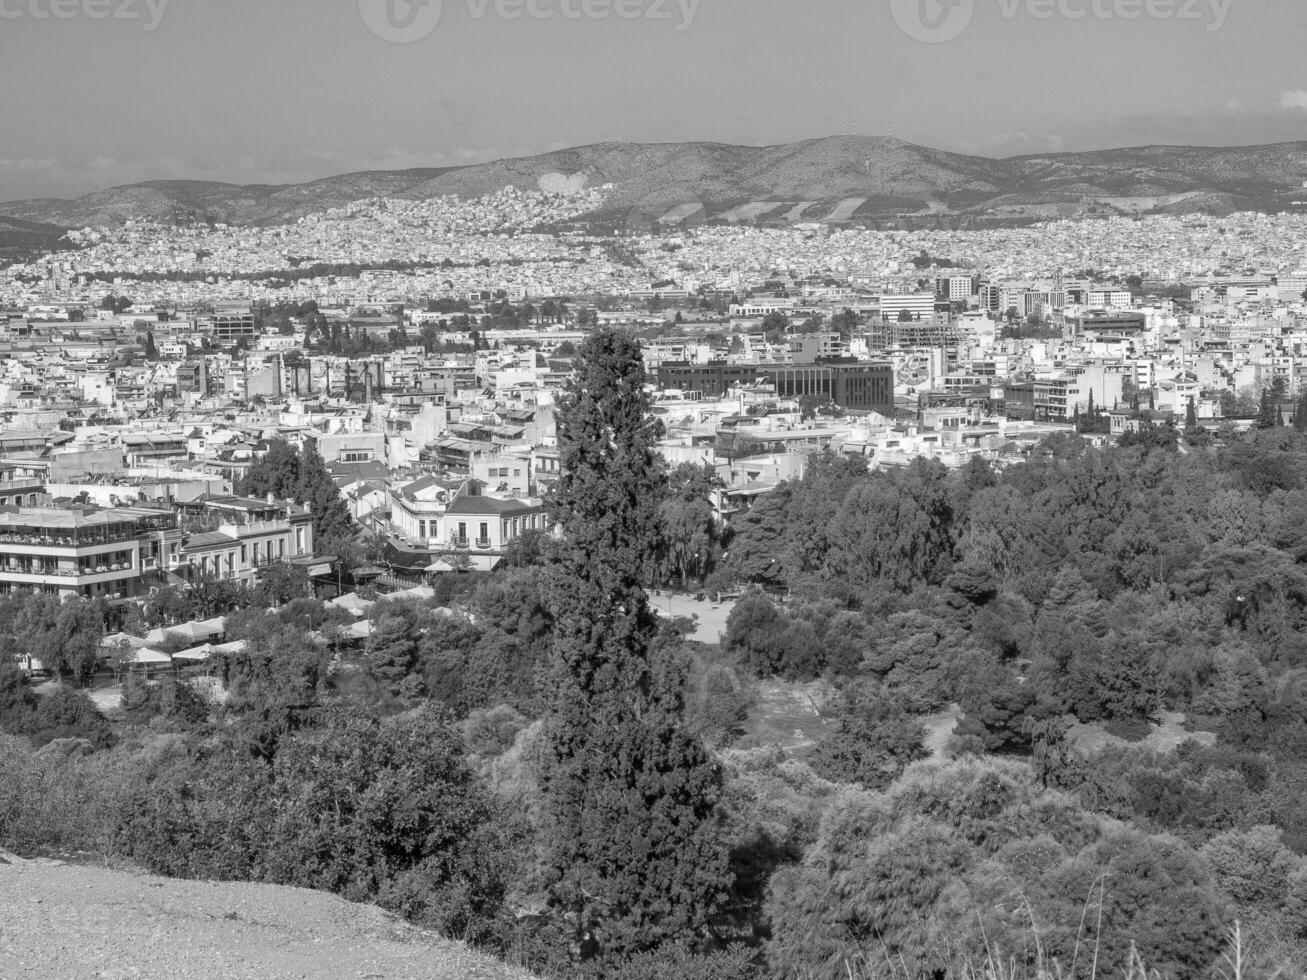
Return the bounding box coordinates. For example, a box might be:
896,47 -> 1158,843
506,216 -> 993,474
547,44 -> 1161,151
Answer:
657,360 -> 895,414
1069,312 -> 1147,339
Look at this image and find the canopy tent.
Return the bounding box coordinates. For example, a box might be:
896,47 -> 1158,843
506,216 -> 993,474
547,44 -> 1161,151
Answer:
145,617 -> 226,645
131,648 -> 173,666
379,586 -> 436,603
101,632 -> 150,651
340,619 -> 374,642
328,592 -> 375,618
171,643 -> 215,663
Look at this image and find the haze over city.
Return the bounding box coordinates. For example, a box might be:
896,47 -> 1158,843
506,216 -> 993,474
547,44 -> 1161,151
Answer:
3,0 -> 1307,199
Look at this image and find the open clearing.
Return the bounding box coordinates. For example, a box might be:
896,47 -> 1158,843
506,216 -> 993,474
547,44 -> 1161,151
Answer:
652,591 -> 734,644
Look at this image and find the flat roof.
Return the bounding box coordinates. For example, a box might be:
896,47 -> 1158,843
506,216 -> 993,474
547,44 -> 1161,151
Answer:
0,506 -> 168,530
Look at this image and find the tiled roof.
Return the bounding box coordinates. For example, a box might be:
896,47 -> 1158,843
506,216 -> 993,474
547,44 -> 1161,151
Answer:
445,494 -> 540,516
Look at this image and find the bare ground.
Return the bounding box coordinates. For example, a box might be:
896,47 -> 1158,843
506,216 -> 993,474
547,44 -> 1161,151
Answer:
0,852 -> 536,980
1068,710 -> 1216,756
735,679 -> 836,755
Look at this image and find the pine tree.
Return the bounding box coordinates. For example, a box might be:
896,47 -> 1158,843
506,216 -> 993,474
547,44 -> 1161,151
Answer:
144,331 -> 159,361
538,328 -> 730,962
1186,396 -> 1198,430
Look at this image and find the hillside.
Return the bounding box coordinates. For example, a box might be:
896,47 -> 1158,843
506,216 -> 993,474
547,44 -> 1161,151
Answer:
0,851 -> 535,980
3,137 -> 1307,230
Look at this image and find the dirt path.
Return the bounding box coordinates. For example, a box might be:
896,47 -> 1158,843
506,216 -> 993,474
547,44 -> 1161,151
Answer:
651,592 -> 735,645
0,852 -> 535,980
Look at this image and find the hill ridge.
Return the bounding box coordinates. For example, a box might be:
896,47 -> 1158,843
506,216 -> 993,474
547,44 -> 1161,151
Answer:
4,136 -> 1307,229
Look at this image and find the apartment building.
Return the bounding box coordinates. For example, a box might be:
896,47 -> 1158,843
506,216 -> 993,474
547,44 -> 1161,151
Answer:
438,484 -> 550,572
936,275 -> 977,302
176,495 -> 317,585
390,475 -> 461,547
876,294 -> 937,322
205,314 -> 258,346
1087,290 -> 1134,310
0,505 -> 181,599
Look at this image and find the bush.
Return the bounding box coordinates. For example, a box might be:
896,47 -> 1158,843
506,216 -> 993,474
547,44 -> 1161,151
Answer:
1201,825 -> 1298,908
1105,715 -> 1153,742
809,686 -> 928,790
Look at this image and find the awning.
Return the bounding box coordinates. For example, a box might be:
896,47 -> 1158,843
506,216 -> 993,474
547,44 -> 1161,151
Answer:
172,643 -> 215,663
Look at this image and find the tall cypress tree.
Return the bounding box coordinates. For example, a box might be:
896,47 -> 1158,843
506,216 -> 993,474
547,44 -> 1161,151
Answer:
296,441 -> 354,545
538,328 -> 730,962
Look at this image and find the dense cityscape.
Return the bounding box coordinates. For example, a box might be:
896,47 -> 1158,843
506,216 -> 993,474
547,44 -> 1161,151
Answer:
7,1 -> 1307,977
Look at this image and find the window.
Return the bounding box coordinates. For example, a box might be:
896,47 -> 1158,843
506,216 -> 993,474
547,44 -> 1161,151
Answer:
479,522 -> 488,542
419,520 -> 426,538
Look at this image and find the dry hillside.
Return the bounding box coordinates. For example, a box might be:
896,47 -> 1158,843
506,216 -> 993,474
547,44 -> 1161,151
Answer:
0,851 -> 535,980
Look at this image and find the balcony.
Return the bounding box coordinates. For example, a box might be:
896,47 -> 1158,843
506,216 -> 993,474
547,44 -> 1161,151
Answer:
450,536 -> 469,549
474,538 -> 492,550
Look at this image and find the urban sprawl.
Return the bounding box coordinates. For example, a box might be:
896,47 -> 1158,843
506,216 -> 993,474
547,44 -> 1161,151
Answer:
1,182 -> 1305,668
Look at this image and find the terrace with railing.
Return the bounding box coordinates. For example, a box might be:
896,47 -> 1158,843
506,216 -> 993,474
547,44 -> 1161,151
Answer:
0,509 -> 176,550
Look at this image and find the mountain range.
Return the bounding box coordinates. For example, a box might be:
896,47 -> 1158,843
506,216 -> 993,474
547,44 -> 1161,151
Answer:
4,136 -> 1307,233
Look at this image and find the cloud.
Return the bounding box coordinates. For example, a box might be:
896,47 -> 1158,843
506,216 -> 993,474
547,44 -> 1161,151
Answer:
1278,90 -> 1307,111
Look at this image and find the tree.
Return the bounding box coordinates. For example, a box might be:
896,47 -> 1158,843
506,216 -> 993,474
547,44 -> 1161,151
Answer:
760,311 -> 790,343
658,463 -> 722,589
15,595 -> 104,683
1186,395 -> 1198,430
809,685 -> 929,789
829,307 -> 859,339
239,440 -> 301,500
538,327 -> 731,963
296,442 -> 354,545
240,439 -> 353,546
1257,385 -> 1278,429
366,603 -> 424,699
144,331 -> 159,361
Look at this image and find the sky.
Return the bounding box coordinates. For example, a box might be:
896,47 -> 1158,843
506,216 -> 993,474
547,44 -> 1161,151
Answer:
0,0 -> 1305,201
